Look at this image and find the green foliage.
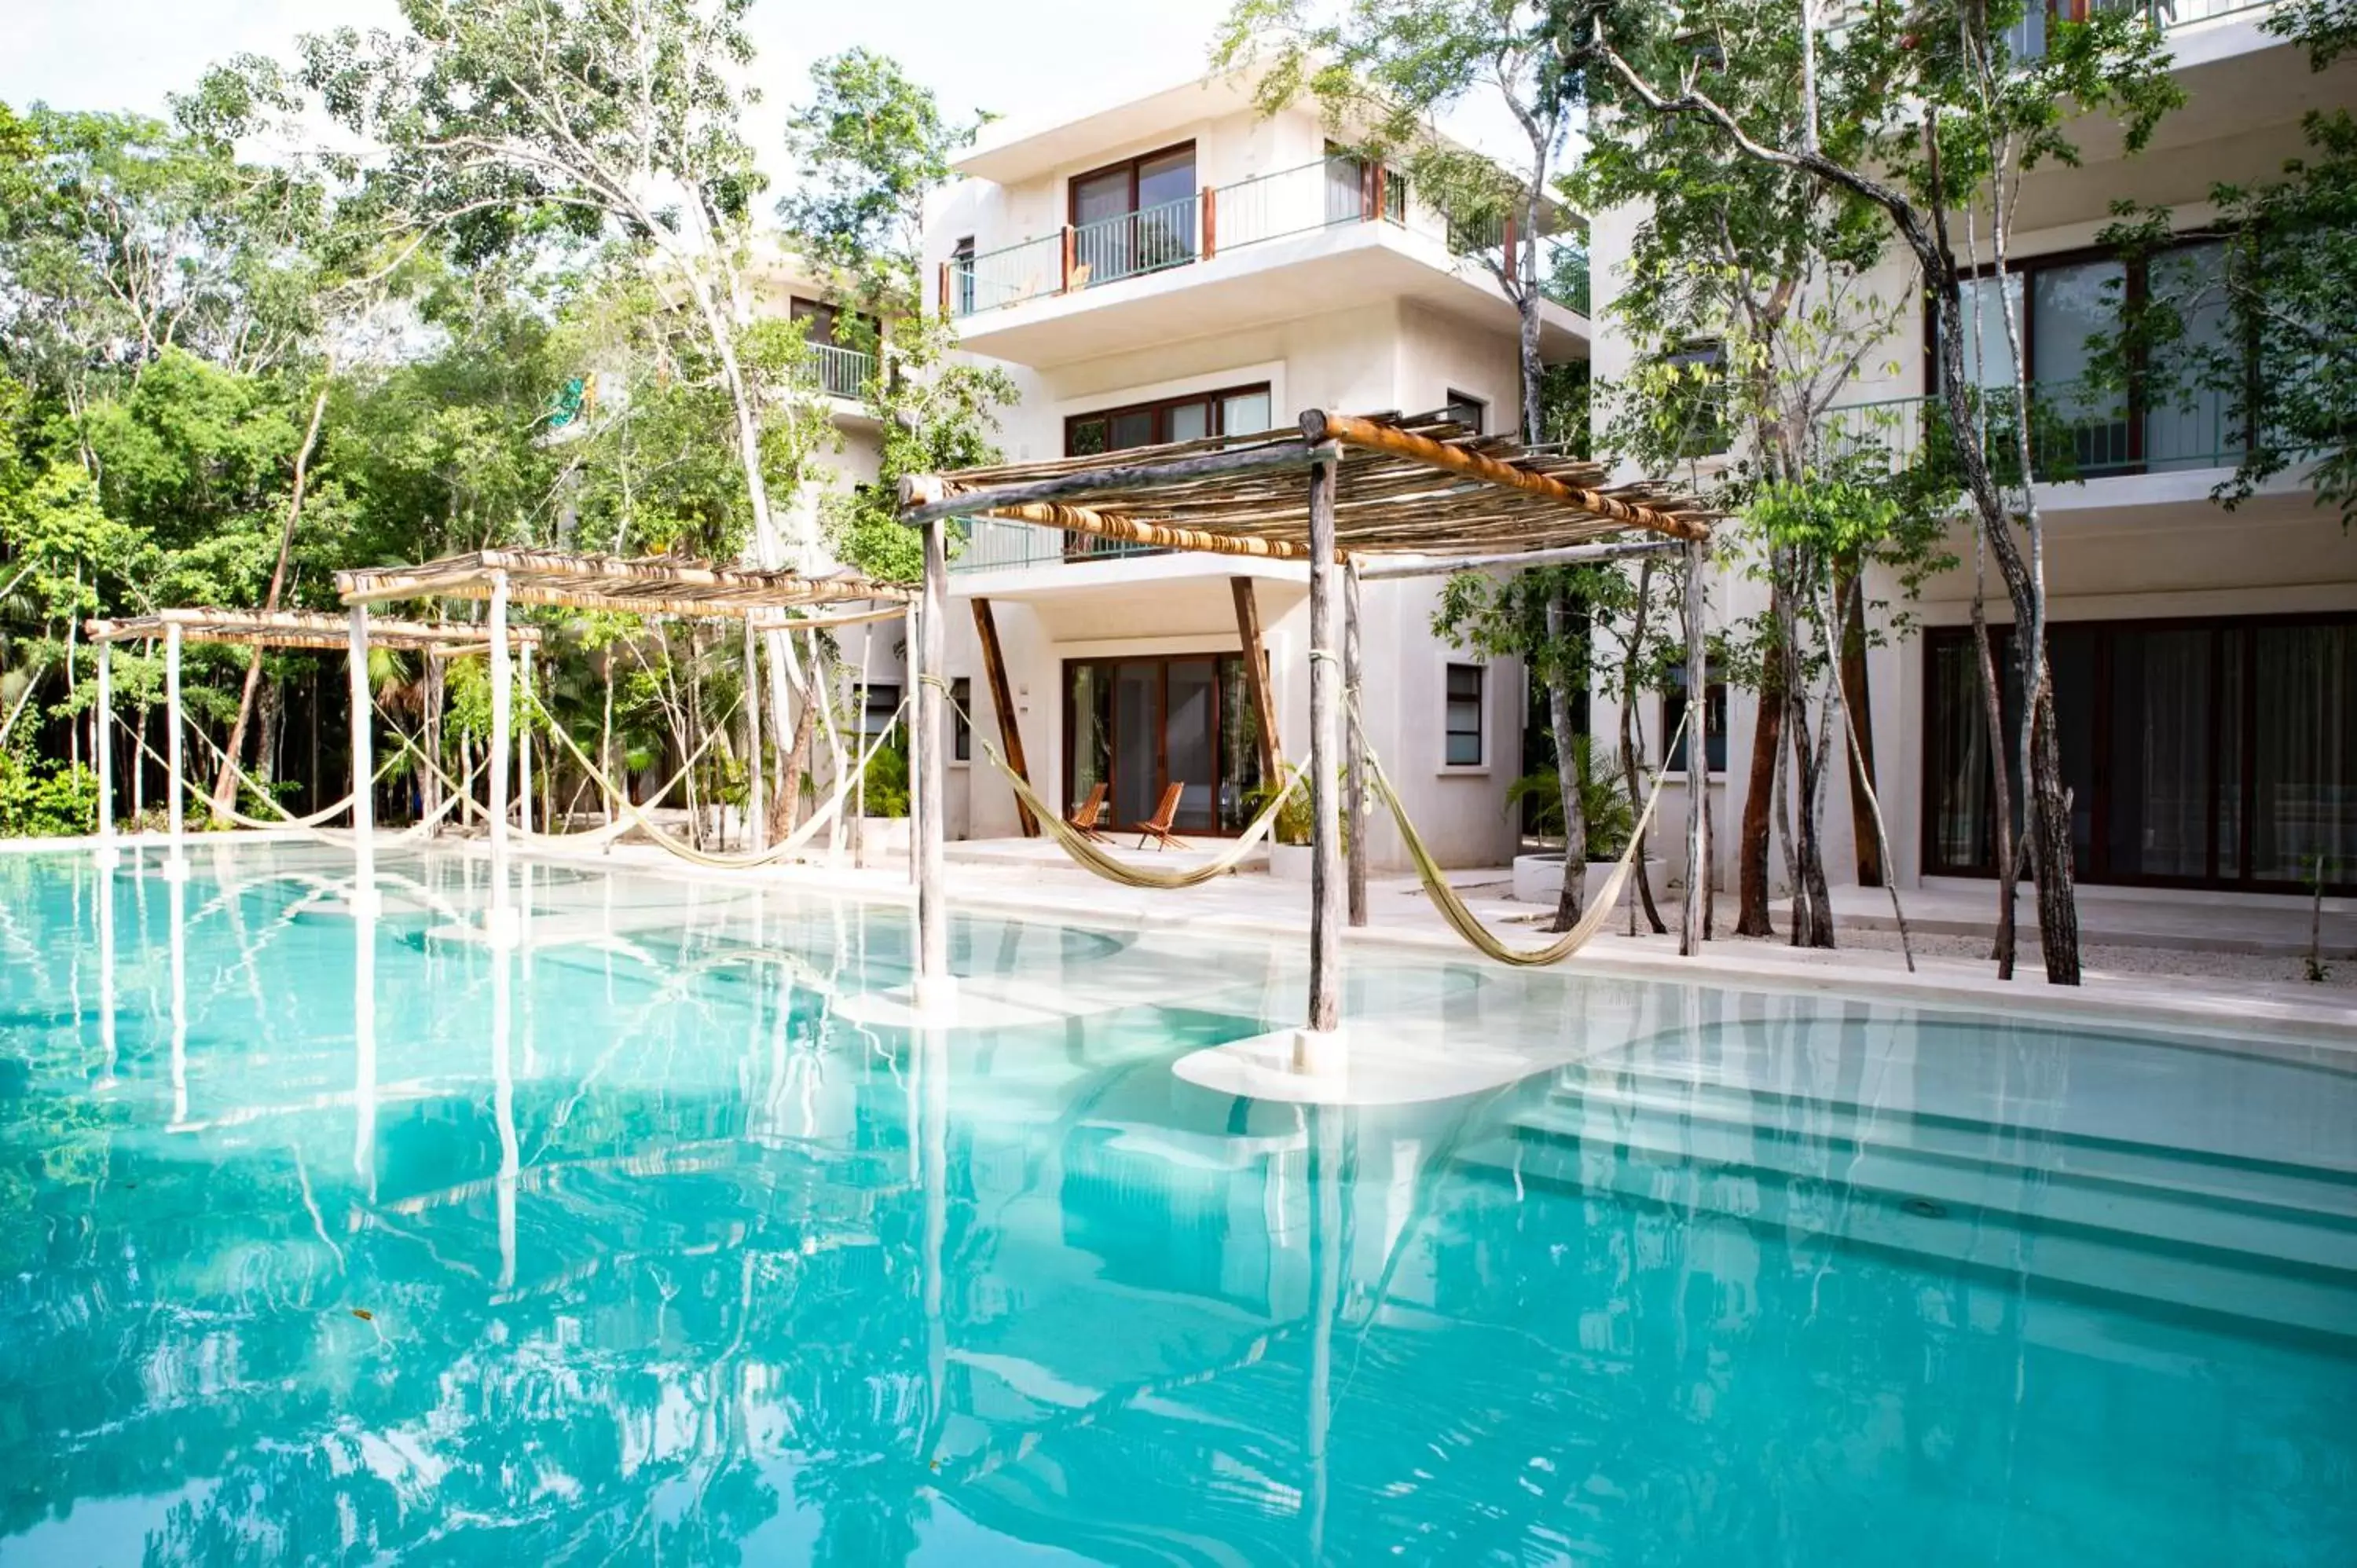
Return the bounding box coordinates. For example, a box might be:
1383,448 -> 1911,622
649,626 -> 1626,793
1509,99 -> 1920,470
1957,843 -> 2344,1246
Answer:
860,741 -> 910,819
1505,734 -> 1634,859
0,752 -> 96,837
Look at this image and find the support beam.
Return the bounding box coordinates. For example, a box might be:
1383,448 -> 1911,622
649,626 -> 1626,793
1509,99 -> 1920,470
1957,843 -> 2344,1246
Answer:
1303,411 -> 1709,541
163,622 -> 187,879
518,638 -> 534,837
95,644 -> 117,867
915,515 -> 951,1008
424,657 -> 445,841
1353,537 -> 1685,580
898,440 -> 1328,527
926,496 -> 1318,563
744,619 -> 766,852
1681,537 -> 1710,956
348,604 -> 377,914
970,598 -> 1037,837
1304,452 -> 1344,1043
1343,558 -> 1368,929
486,572 -> 516,947
1230,577 -> 1282,784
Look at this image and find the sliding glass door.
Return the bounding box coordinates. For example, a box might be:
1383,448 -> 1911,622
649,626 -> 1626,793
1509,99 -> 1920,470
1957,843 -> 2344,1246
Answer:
1063,654 -> 1266,834
1923,615 -> 2355,892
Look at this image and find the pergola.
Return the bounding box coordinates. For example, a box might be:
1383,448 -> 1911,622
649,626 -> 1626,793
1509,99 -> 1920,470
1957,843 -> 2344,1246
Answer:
84,607 -> 541,886
897,408 -> 1714,1039
335,547 -> 918,943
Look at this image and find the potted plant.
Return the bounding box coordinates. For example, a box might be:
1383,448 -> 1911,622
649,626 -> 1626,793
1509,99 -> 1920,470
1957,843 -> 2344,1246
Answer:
856,739 -> 911,853
1508,735 -> 1663,908
1243,768 -> 1344,881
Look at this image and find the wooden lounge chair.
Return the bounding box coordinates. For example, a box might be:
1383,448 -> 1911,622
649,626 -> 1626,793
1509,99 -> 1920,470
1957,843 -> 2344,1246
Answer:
1135,782 -> 1189,852
1068,782 -> 1112,843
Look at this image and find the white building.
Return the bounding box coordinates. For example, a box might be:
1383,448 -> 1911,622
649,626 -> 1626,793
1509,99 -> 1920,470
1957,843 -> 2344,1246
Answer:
918,72 -> 1589,864
1585,3 -> 2357,906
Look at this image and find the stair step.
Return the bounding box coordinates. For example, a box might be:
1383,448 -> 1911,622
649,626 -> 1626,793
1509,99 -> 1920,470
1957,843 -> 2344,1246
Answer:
1513,1090 -> 2357,1277
1455,1128 -> 2357,1343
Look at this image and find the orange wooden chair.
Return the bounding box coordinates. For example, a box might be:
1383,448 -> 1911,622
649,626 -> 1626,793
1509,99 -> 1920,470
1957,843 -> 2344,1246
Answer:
1135,782 -> 1189,852
1067,782 -> 1113,842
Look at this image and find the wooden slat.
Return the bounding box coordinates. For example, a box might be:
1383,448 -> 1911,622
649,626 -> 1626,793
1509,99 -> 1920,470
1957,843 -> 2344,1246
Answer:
1230,577 -> 1282,784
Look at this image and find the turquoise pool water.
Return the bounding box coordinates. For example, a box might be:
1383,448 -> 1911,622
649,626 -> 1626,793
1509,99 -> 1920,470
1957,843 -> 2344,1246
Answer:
1,843 -> 2352,1566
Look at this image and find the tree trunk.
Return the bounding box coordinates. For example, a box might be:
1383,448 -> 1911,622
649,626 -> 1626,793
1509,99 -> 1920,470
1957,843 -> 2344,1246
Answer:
1835,562 -> 1883,887
211,361 -> 334,812
771,676 -> 817,841
1735,588 -> 1784,938
1545,591 -> 1586,933
1622,559 -> 1668,935
1973,584 -> 2018,977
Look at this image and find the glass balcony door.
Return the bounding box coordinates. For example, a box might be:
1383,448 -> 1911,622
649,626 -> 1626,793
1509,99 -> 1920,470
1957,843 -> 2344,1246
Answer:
1064,654 -> 1265,836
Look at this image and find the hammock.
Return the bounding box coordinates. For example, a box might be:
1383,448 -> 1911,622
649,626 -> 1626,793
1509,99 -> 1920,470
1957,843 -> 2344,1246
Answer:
515,699 -> 743,852
157,713 -> 480,842
1358,704 -> 1688,968
530,689 -> 911,871
940,681 -> 1303,892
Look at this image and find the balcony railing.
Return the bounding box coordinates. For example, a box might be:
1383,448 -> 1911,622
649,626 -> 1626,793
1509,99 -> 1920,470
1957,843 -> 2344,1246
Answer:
811,342 -> 873,401
944,156 -> 1585,320
950,516 -> 1166,574
2008,0 -> 2279,57
1821,379 -> 2254,483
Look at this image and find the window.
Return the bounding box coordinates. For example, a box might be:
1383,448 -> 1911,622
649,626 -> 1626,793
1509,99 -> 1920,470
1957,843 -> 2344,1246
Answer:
1923,615 -> 2356,892
1440,390 -> 1486,435
791,297 -> 880,397
1662,339 -> 1730,456
1662,666 -> 1728,774
1065,654 -> 1267,833
950,236 -> 975,316
951,677 -> 972,763
1069,142 -> 1198,285
862,683 -> 903,738
1445,664 -> 1486,767
1065,382 -> 1274,458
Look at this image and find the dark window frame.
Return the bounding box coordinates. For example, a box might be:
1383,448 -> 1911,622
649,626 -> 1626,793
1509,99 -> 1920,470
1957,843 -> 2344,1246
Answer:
1441,389 -> 1487,435
1660,665 -> 1728,775
1060,651 -> 1265,836
1063,381 -> 1274,456
1067,141 -> 1199,229
951,676 -> 972,763
1662,338 -> 1731,457
861,682 -> 904,738
1919,610 -> 2357,895
1445,662 -> 1486,768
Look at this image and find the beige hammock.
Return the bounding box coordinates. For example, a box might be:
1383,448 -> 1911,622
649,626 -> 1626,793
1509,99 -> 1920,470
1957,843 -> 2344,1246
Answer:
1357,705 -> 1687,967
530,688 -> 911,871
515,694 -> 747,853
940,680 -> 1305,892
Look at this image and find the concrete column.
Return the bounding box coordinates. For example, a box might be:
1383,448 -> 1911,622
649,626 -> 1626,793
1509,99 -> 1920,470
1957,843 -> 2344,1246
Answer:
95,643 -> 118,867
915,518 -> 952,1009
163,623 -> 187,880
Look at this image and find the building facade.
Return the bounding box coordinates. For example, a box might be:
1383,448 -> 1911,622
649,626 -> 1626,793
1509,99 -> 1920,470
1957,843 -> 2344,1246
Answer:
920,74 -> 1589,866
1586,2 -> 2357,902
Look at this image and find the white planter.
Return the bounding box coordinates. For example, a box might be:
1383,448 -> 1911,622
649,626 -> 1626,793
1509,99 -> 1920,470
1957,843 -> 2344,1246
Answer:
1269,842 -> 1314,881
1512,851 -> 1666,910
858,816 -> 911,855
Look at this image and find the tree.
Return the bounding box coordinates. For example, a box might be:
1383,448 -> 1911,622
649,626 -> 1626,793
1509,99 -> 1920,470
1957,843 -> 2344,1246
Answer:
1578,0 -> 2183,983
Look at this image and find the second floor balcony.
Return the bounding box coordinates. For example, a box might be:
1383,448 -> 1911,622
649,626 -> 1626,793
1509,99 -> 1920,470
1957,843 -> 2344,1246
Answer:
1823,377 -> 2267,491
940,155 -> 1587,368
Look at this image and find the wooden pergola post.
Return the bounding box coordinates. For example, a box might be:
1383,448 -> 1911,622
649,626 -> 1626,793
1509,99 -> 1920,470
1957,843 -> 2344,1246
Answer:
1344,558 -> 1368,928
348,604 -> 377,914
423,657 -> 445,840
915,514 -> 952,1009
1681,537 -> 1710,957
163,621 -> 187,880
1230,577 -> 1281,785
1303,429 -> 1344,1047
94,643 -> 118,867
518,637 -> 534,837
486,571 -> 517,947
971,597 -> 1037,837
745,619 -> 766,851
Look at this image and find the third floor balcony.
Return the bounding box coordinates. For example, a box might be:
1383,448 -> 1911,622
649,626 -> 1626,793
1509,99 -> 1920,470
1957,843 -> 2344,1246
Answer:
937,153 -> 1589,369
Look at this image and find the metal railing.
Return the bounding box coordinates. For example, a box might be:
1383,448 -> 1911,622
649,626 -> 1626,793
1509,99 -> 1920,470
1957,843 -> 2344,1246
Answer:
2008,0 -> 2279,57
1821,379 -> 2253,482
950,517 -> 1167,574
943,156 -> 1586,320
811,343 -> 873,401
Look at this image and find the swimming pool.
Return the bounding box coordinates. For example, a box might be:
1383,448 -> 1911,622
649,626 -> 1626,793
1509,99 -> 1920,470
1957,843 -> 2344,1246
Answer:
1,842 -> 2352,1564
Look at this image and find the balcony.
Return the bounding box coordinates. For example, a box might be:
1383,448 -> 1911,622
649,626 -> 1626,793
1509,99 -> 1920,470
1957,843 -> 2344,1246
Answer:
950,516 -> 1167,576
1822,379 -> 2256,486
2009,0 -> 2279,57
811,342 -> 874,402
941,156 -> 1588,368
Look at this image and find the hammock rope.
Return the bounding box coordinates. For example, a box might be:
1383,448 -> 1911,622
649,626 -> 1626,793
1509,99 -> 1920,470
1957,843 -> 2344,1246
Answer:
514,694 -> 745,852
138,716 -> 486,842
526,687 -> 910,870
933,676 -> 1305,892
1352,697 -> 1688,967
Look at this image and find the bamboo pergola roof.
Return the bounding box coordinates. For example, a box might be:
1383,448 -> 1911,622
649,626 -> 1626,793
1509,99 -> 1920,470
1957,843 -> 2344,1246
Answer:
896,410 -> 1715,560
335,547 -> 917,620
85,607 -> 543,655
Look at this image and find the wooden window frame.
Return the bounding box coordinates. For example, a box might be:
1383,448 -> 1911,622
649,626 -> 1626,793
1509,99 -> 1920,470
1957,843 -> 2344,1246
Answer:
1063,381 -> 1274,456
1060,652 -> 1258,836
951,676 -> 971,764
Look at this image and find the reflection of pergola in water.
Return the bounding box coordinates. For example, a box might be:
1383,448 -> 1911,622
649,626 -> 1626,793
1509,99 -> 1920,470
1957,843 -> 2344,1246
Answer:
897,409 -> 1714,1038
333,548 -> 915,943
82,607 -> 543,882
